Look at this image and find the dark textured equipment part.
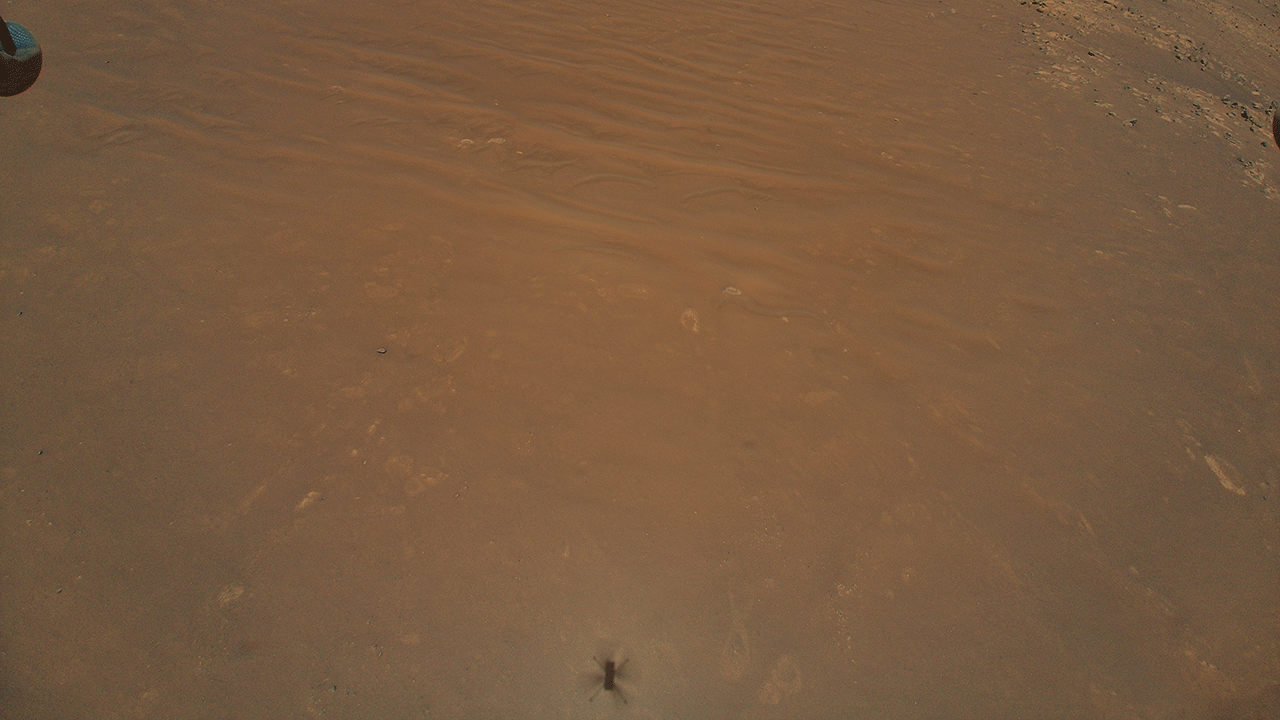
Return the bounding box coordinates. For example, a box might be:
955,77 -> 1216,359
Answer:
0,17 -> 42,97
1273,108 -> 1279,151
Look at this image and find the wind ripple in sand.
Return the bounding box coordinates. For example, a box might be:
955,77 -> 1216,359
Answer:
717,286 -> 822,321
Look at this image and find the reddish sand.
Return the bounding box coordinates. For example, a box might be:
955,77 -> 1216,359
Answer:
2,1 -> 1277,717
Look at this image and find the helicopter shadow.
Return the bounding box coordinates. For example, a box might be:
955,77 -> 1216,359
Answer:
577,639 -> 638,708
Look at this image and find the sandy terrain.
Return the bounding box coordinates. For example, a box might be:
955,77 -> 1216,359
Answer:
2,1 -> 1277,718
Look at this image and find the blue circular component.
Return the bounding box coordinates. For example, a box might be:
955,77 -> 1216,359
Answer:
6,21 -> 37,49
1,21 -> 42,97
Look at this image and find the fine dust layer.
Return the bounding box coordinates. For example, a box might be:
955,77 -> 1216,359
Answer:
1,1 -> 1277,719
